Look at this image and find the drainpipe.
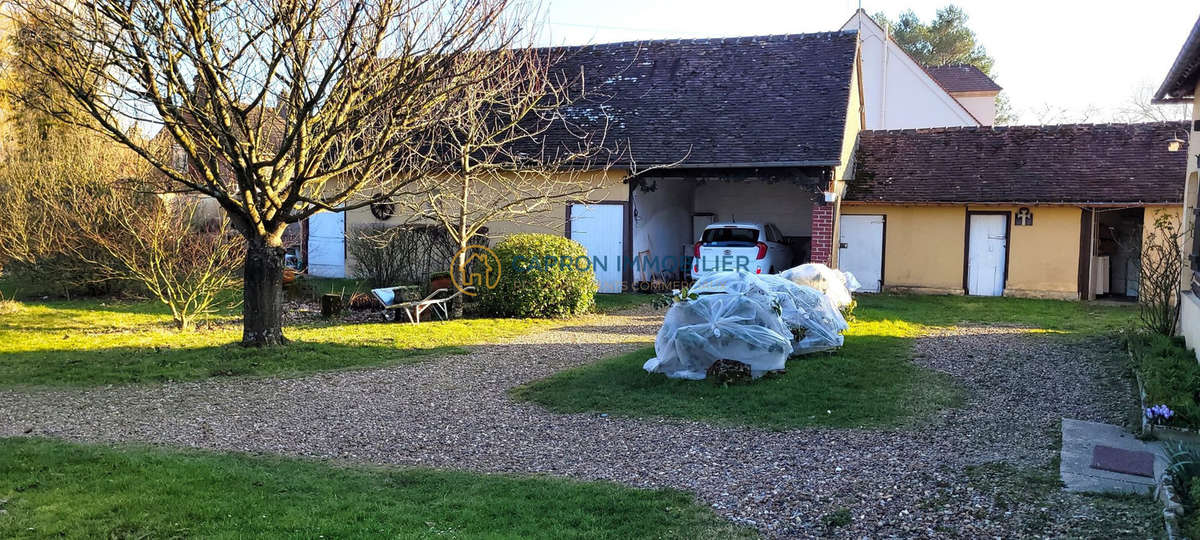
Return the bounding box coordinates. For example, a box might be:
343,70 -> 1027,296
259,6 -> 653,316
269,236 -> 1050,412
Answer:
880,22 -> 890,128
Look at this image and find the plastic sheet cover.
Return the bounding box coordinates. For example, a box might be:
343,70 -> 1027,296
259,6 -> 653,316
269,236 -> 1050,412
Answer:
644,270 -> 850,380
779,263 -> 858,309
758,274 -> 847,354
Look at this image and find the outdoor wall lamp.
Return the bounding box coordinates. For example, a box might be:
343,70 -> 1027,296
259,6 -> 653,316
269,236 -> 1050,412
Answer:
1168,135 -> 1185,152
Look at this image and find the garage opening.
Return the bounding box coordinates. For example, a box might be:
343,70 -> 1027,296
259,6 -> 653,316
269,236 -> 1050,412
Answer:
630,169 -> 825,287
1091,207 -> 1144,300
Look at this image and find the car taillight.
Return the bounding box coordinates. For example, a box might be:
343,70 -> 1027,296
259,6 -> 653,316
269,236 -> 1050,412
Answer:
755,268 -> 762,274
693,242 -> 702,258
755,242 -> 767,260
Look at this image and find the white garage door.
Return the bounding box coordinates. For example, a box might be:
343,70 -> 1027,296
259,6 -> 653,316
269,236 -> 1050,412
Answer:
569,203 -> 624,293
307,210 -> 345,278
838,215 -> 884,293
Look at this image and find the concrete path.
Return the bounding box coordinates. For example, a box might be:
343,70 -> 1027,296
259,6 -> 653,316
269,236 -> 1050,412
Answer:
1060,418 -> 1164,495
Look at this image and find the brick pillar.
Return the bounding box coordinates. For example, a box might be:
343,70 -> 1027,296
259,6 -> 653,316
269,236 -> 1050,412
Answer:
810,204 -> 833,265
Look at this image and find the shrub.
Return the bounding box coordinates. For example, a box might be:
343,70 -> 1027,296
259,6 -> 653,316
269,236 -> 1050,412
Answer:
1128,333 -> 1200,428
84,197 -> 243,330
480,234 -> 597,318
840,299 -> 858,324
347,224 -> 485,289
821,508 -> 852,529
1138,211 -> 1185,335
1165,442 -> 1200,539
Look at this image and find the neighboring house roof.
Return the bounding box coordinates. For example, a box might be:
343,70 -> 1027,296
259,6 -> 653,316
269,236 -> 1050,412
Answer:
1155,14 -> 1200,102
924,65 -> 1002,93
847,122 -> 1187,204
545,31 -> 859,168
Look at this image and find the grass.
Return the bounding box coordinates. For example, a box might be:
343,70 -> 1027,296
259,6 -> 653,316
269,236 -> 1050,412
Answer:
964,462 -> 1162,537
0,297 -> 557,387
0,437 -> 752,539
852,294 -> 1138,335
592,292 -> 659,313
1127,333 -> 1200,428
299,276 -> 370,297
512,294 -> 1139,430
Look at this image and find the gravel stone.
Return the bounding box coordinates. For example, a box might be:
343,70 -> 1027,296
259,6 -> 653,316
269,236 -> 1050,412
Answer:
0,310 -> 1148,538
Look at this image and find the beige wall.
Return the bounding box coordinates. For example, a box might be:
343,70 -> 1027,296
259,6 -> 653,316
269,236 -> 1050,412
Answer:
995,205 -> 1080,299
1143,205 -> 1183,247
842,205 -> 965,294
344,169 -> 629,239
1177,80 -> 1200,354
1142,205 -> 1184,289
951,92 -> 998,126
829,52 -> 866,268
338,169 -> 629,274
843,204 -> 1084,299
1184,80 -> 1200,288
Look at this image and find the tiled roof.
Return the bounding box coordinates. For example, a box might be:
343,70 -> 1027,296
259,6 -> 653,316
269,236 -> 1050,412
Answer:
847,123 -> 1187,204
924,64 -> 1002,93
1155,15 -> 1200,102
543,32 -> 859,167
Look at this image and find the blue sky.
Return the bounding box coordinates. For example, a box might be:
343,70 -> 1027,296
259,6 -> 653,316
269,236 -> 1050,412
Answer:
539,1 -> 1199,124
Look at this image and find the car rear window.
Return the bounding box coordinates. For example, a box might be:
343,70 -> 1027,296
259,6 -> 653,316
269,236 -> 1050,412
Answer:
701,227 -> 759,245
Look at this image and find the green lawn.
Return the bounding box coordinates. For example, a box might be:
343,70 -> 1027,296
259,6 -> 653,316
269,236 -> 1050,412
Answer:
512,294 -> 1139,430
0,284 -> 661,388
593,292 -> 659,313
0,437 -> 751,539
0,298 -> 556,387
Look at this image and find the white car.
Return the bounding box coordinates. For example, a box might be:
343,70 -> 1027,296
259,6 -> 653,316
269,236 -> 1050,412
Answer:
691,222 -> 793,280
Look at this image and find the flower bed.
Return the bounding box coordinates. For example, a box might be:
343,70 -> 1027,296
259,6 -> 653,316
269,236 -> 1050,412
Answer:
1128,333 -> 1200,438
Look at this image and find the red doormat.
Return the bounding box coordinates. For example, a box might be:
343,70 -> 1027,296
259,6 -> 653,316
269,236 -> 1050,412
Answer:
1090,445 -> 1155,478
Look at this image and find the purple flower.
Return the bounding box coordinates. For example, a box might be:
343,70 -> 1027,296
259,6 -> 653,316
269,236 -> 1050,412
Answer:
1146,404 -> 1176,424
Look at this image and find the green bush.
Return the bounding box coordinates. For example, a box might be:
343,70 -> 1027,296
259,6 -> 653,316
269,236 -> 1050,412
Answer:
1128,333 -> 1200,428
481,234 -> 597,318
1165,442 -> 1200,539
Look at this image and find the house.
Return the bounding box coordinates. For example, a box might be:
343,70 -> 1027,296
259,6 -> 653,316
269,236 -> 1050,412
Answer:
924,64 -> 1003,126
308,14 -> 997,284
840,123 -> 1185,299
840,10 -> 986,129
1154,14 -> 1200,350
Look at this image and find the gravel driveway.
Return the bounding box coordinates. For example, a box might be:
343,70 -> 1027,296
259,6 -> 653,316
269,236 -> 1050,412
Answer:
0,308 -> 1153,538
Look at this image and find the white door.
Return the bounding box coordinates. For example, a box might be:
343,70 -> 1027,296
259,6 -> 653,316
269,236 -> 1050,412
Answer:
967,214 -> 1007,296
838,215 -> 884,293
569,203 -> 624,293
307,210 -> 346,278
692,214 -> 717,241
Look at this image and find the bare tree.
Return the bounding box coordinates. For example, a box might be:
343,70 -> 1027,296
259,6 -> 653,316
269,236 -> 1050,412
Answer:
7,0 -> 522,345
1116,82 -> 1192,123
1027,102 -> 1102,125
0,125 -> 141,296
74,191 -> 244,330
398,47 -> 620,313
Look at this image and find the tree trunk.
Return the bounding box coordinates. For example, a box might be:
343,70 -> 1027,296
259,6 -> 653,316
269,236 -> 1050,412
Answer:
242,238 -> 288,347
450,244 -> 466,318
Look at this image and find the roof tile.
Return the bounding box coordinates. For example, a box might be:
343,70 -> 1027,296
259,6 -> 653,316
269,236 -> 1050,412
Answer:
544,31 -> 858,166
847,123 -> 1187,204
924,64 -> 1002,93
